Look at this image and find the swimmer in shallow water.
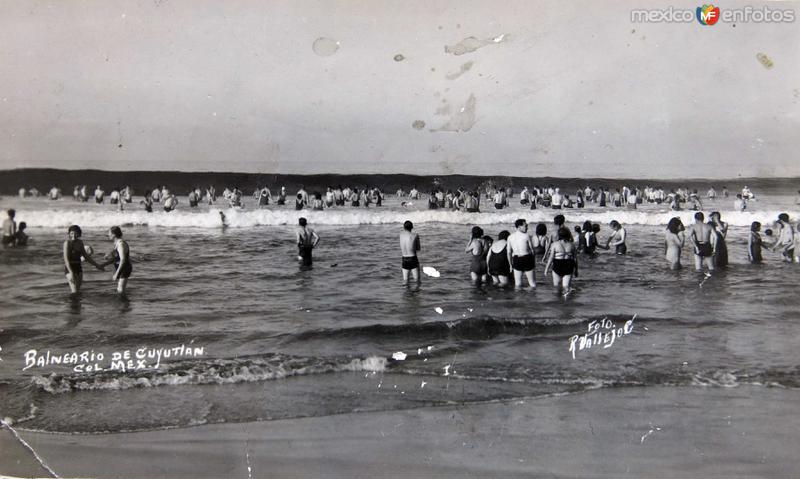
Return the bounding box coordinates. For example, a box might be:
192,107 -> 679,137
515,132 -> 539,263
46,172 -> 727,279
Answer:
465,226 -> 488,284
665,217 -> 685,270
296,217 -> 320,267
400,220 -> 421,285
689,212 -> 716,272
605,220 -> 627,255
507,219 -> 536,290
748,221 -> 763,264
15,222 -> 28,246
532,223 -> 549,264
544,227 -> 578,294
63,225 -> 104,294
487,230 -> 512,287
101,226 -> 132,294
2,209 -> 16,247
772,213 -> 795,262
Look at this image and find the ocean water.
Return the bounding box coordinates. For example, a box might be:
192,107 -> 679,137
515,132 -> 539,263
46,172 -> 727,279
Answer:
0,190 -> 798,433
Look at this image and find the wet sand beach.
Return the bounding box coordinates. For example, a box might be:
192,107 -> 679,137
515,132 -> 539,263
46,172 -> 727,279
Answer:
2,385 -> 798,479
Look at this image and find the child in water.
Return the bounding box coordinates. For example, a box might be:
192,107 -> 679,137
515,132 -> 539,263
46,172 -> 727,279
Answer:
15,222 -> 28,246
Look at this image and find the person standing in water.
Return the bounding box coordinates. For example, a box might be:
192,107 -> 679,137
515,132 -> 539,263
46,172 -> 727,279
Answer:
544,227 -> 578,294
101,226 -> 132,295
295,217 -> 320,267
507,219 -> 536,290
487,230 -> 512,287
63,225 -> 104,294
14,222 -> 29,246
465,226 -> 488,284
689,212 -> 716,272
532,223 -> 549,264
748,221 -> 763,264
2,209 -> 16,247
709,212 -> 728,268
605,220 -> 627,255
772,213 -> 795,262
665,217 -> 685,270
400,220 -> 421,285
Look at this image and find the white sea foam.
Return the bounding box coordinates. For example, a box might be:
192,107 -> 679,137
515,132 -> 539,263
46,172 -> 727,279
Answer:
31,355 -> 388,393
15,207 -> 798,229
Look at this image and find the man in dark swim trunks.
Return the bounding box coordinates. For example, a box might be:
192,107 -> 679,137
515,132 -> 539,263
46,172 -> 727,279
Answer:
296,217 -> 320,268
507,219 -> 536,290
400,220 -> 421,285
689,212 -> 716,272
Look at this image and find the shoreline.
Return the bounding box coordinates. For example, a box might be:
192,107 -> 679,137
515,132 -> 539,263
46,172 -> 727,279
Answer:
2,385 -> 798,479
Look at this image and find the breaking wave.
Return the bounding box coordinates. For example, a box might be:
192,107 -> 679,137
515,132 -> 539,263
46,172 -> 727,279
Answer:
15,207 -> 797,229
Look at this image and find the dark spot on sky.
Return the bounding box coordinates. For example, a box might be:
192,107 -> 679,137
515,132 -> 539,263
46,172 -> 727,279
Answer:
118,144 -> 123,148
631,29 -> 636,34
394,54 -> 405,62
430,67 -> 436,72
732,24 -> 736,27
412,120 -> 426,130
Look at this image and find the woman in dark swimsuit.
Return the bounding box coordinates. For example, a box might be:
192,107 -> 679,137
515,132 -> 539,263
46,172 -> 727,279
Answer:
465,226 -> 488,284
544,227 -> 578,294
748,221 -> 763,264
487,230 -> 512,287
709,212 -> 728,268
63,225 -> 104,294
101,226 -> 132,294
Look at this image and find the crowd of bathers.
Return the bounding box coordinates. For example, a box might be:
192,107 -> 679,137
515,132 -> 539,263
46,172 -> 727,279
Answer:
2,201 -> 799,299
396,210 -> 800,295
11,183 -> 774,215
419,184 -> 760,213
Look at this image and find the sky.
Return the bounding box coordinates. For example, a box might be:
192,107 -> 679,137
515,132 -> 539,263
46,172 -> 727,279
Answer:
0,0 -> 798,178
